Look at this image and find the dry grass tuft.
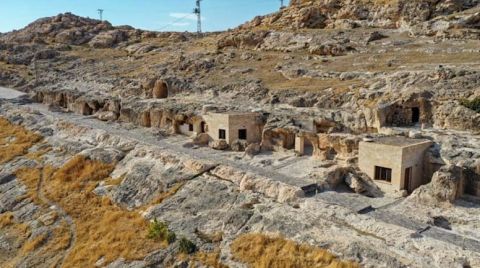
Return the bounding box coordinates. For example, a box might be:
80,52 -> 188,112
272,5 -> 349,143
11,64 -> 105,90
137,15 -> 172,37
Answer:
231,234 -> 359,268
43,221 -> 72,252
145,182 -> 185,208
25,144 -> 51,162
22,233 -> 48,253
0,212 -> 15,228
195,229 -> 224,243
39,155 -> 163,267
15,168 -> 42,204
0,117 -> 42,164
194,250 -> 228,268
104,175 -> 125,186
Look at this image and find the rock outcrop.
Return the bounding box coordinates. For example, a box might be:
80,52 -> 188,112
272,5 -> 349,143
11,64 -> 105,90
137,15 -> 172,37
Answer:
408,165 -> 462,205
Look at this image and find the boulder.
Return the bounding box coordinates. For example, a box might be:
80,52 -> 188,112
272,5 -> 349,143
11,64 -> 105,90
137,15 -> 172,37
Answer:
245,143 -> 261,156
88,30 -> 127,48
80,147 -> 126,164
95,111 -> 118,121
209,140 -> 229,151
231,140 -> 248,152
365,31 -> 386,44
309,43 -> 346,56
409,165 -> 462,204
344,173 -> 366,194
193,133 -> 210,146
433,101 -> 480,132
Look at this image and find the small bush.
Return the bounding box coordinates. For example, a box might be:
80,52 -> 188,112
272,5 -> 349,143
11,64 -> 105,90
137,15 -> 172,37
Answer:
460,97 -> 480,113
167,231 -> 176,244
147,219 -> 176,245
179,237 -> 196,254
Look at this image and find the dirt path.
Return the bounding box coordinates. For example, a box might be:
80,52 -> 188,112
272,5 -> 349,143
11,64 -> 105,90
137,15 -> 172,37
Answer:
0,87 -> 26,99
27,103 -> 315,188
36,169 -> 77,268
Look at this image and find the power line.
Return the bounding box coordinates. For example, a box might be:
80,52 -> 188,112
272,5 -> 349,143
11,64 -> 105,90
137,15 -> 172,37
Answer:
155,14 -> 192,31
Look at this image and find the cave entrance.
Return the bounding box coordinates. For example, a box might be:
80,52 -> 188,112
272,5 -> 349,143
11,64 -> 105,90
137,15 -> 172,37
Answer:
304,138 -> 314,156
464,176 -> 479,197
412,107 -> 420,124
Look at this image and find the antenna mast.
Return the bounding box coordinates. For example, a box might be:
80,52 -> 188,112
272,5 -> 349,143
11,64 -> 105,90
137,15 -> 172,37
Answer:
193,0 -> 202,34
97,9 -> 104,21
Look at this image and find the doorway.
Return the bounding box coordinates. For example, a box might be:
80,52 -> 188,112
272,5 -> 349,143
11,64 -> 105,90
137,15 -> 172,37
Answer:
405,167 -> 412,193
411,107 -> 420,124
200,122 -> 206,133
303,138 -> 314,156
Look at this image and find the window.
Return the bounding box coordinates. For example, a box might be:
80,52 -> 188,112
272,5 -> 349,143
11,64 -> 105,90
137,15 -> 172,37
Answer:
375,166 -> 392,182
200,122 -> 206,133
238,129 -> 247,140
218,129 -> 226,140
188,124 -> 193,132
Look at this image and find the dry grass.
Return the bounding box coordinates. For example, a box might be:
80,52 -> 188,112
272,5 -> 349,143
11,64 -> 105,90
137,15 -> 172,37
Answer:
0,117 -> 42,164
0,212 -> 15,228
43,221 -> 72,253
25,144 -> 51,162
230,234 -> 359,268
1,214 -> 33,268
22,233 -> 48,253
39,155 -> 163,267
194,250 -> 228,268
144,182 -> 185,208
15,168 -> 42,204
0,61 -> 32,79
104,175 -> 124,186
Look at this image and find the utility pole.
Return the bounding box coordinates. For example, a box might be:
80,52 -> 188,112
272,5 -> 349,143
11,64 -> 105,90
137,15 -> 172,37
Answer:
97,9 -> 104,21
193,0 -> 202,34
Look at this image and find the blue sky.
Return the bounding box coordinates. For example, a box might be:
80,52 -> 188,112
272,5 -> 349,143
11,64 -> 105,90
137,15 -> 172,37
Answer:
0,0 -> 284,33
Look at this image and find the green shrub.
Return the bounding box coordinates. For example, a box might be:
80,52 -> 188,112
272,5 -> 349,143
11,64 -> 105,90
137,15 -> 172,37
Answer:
147,219 -> 176,244
460,97 -> 480,113
167,231 -> 176,244
179,237 -> 196,254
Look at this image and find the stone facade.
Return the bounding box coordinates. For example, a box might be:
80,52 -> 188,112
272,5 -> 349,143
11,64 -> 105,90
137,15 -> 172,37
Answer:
358,136 -> 432,194
202,112 -> 263,145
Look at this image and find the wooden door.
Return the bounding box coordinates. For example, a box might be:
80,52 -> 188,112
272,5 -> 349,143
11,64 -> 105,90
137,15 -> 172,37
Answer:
405,167 -> 412,193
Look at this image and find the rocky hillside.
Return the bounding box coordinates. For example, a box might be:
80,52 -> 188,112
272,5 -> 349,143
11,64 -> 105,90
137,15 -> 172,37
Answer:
2,13 -> 145,48
1,1 -> 480,267
242,0 -> 480,30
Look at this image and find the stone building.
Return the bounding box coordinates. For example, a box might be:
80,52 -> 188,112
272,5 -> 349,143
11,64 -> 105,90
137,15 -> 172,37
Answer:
202,111 -> 263,145
358,136 -> 433,194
